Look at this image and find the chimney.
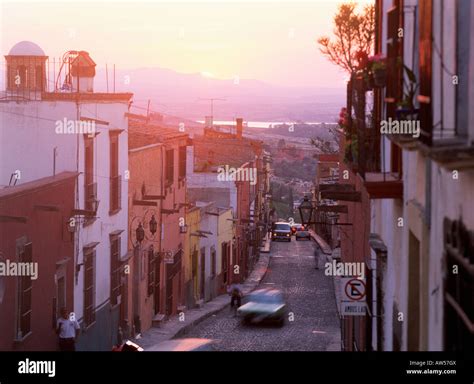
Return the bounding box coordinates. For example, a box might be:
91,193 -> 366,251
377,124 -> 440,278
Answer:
236,118 -> 243,138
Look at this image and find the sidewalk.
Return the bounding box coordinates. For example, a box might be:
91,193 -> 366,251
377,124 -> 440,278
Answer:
325,247 -> 343,351
137,235 -> 272,351
308,229 -> 332,255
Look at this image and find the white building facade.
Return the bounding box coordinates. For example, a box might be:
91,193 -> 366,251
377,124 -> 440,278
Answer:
0,42 -> 132,350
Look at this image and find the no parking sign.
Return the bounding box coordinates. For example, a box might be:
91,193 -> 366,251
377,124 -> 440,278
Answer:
341,277 -> 366,316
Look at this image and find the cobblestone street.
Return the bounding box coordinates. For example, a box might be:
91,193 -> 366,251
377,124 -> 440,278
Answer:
177,238 -> 341,351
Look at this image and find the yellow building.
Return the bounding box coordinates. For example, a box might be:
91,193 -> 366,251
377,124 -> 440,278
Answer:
216,208 -> 235,292
183,206 -> 201,308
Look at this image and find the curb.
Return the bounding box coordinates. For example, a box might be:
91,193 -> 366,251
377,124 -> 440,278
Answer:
145,251 -> 272,346
174,303 -> 229,338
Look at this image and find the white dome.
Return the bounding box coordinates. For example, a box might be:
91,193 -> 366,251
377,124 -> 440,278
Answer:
8,41 -> 46,56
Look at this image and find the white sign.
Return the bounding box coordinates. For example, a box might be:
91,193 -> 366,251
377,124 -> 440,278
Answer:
163,251 -> 174,264
341,277 -> 366,316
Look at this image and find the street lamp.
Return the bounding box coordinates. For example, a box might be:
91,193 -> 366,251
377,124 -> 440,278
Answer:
298,196 -> 315,227
149,215 -> 158,236
136,222 -> 145,244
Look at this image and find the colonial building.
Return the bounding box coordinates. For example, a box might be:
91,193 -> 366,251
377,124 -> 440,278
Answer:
188,118 -> 268,281
0,41 -> 132,350
127,132 -> 163,336
128,115 -> 190,317
0,172 -> 77,351
337,0 -> 474,352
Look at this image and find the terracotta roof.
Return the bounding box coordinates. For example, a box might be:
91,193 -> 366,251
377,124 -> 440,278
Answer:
42,92 -> 133,102
192,135 -> 262,170
129,119 -> 188,142
129,132 -> 161,150
0,172 -> 78,199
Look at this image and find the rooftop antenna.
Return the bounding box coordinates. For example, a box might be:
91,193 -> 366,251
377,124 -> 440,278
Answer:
199,98 -> 226,120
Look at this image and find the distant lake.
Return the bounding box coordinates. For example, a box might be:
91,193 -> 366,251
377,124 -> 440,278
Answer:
196,120 -> 328,129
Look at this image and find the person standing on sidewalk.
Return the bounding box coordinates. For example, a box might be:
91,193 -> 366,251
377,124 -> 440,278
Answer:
56,308 -> 80,351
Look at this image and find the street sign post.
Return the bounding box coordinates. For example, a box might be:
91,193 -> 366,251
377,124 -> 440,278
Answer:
341,277 -> 366,316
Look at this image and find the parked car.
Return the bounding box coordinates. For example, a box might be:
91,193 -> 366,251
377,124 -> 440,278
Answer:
147,338 -> 215,351
272,222 -> 292,242
291,223 -> 302,235
238,288 -> 287,326
295,225 -> 310,240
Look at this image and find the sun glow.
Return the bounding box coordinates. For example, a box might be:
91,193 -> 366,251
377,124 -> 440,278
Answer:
200,71 -> 215,78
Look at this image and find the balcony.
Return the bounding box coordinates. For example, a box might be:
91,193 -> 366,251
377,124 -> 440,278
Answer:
418,136 -> 474,171
364,172 -> 403,199
342,74 -> 404,200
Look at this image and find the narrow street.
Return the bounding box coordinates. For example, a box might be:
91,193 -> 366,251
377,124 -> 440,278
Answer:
177,238 -> 341,351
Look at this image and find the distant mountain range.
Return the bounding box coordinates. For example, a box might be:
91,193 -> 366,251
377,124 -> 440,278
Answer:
94,67 -> 345,122
0,66 -> 345,122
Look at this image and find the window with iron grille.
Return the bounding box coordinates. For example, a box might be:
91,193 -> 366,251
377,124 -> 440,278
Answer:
166,149 -> 174,186
110,236 -> 121,306
16,242 -> 32,339
83,249 -> 96,327
110,133 -> 121,213
84,136 -> 96,212
148,247 -> 155,296
179,146 -> 186,179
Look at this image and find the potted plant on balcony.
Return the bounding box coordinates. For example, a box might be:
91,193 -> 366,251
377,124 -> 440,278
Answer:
355,51 -> 374,91
369,54 -> 387,88
396,61 -> 419,121
344,134 -> 358,167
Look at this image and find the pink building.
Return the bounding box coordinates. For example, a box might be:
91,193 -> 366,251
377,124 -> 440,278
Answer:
128,116 -> 189,318
0,172 -> 77,351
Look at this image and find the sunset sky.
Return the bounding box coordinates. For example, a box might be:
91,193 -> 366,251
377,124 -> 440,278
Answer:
1,0 -> 373,88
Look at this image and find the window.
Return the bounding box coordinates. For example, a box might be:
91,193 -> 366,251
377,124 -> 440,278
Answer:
110,236 -> 121,307
110,133 -> 121,213
148,247 -> 155,296
83,249 -> 96,327
165,149 -> 174,186
222,242 -> 228,285
192,249 -> 198,279
211,247 -> 216,278
84,136 -> 96,212
16,242 -> 32,339
418,0 -> 433,145
385,3 -> 402,116
444,218 -> 474,353
179,146 -> 186,179
200,248 -> 205,298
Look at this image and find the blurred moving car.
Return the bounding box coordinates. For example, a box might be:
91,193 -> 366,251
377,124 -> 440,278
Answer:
237,288 -> 287,326
272,222 -> 292,242
295,225 -> 310,240
291,223 -> 302,235
147,338 -> 215,351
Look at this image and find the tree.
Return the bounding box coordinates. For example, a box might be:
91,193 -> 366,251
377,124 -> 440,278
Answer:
317,2 -> 375,74
310,128 -> 340,154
